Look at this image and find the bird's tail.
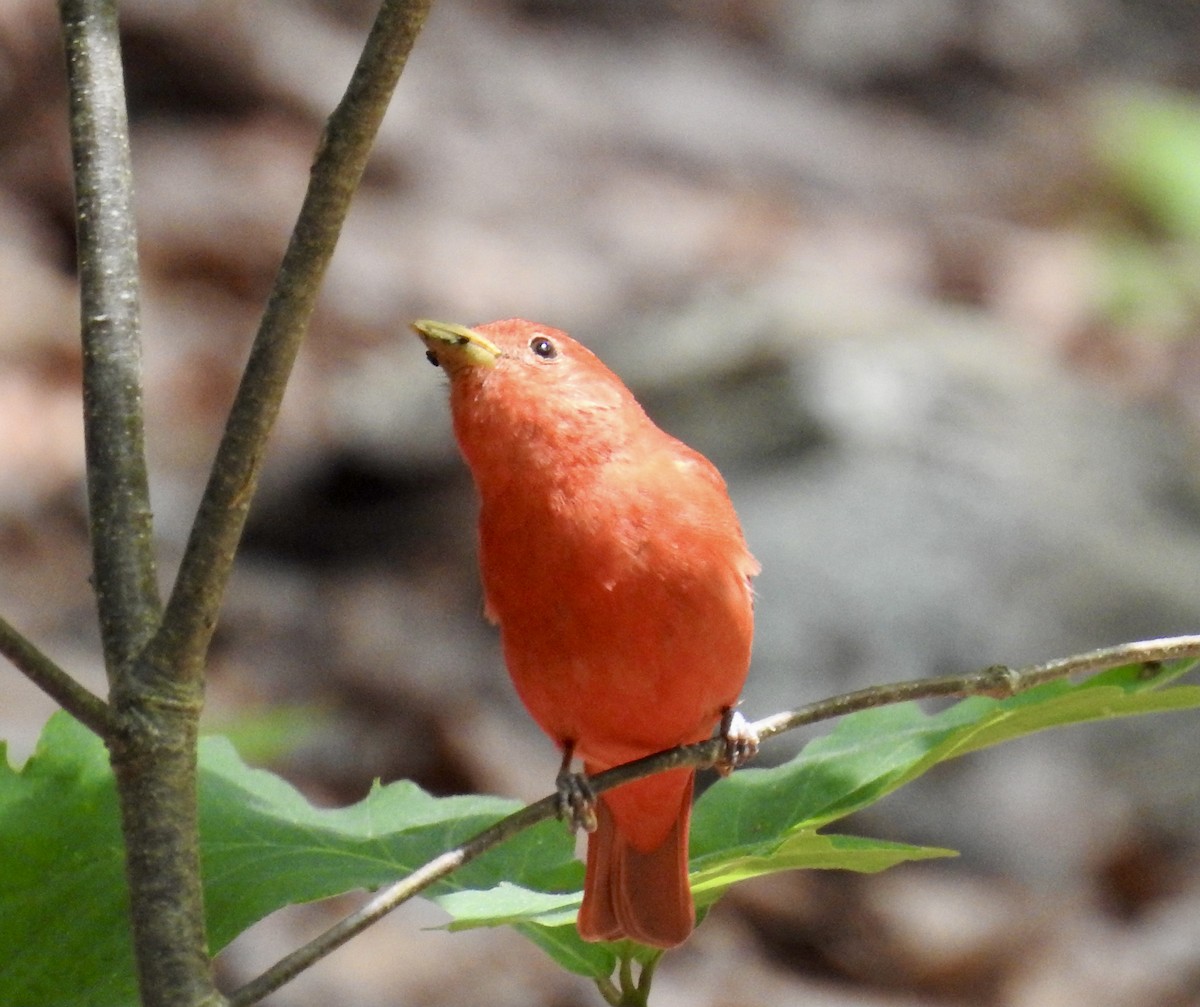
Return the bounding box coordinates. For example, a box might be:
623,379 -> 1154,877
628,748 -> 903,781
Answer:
577,770 -> 695,949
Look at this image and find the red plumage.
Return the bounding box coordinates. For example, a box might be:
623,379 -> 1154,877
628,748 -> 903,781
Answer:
417,317 -> 757,948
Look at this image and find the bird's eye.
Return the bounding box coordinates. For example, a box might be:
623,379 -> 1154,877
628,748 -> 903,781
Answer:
529,335 -> 558,360
425,349 -> 441,368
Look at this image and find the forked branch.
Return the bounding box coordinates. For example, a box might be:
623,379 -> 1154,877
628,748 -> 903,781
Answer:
0,614 -> 112,735
147,0 -> 434,684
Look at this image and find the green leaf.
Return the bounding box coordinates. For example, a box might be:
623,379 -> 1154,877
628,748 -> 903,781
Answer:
0,715 -> 579,1006
688,660 -> 1200,891
516,923 -> 663,980
690,832 -> 955,901
0,715 -> 131,1007
438,660 -> 1200,971
515,922 -> 623,979
438,883 -> 580,929
2,661 -> 1197,1002
197,736 -> 581,953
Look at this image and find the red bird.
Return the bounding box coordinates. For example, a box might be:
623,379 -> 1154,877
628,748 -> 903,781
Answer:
414,318 -> 757,948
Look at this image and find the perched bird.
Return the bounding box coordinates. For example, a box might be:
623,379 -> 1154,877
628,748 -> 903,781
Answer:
414,318 -> 757,948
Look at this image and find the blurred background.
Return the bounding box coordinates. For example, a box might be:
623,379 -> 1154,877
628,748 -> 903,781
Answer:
4,0 -> 1200,1003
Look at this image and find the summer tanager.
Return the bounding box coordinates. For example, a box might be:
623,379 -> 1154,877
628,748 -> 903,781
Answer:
414,317 -> 757,948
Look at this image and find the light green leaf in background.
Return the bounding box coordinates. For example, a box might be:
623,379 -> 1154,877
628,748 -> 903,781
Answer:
1097,89 -> 1200,242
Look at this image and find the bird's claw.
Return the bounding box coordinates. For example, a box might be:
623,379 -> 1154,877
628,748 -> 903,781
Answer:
714,707 -> 759,776
555,743 -> 598,833
555,767 -> 598,833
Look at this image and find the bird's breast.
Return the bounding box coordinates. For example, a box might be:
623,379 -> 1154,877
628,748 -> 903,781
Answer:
476,471 -> 755,762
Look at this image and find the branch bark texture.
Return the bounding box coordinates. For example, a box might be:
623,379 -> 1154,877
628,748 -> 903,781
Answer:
58,2 -> 221,1004
60,0 -> 160,677
0,614 -> 112,735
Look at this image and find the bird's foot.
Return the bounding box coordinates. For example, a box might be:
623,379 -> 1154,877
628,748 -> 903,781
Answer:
713,707 -> 759,777
555,744 -> 598,833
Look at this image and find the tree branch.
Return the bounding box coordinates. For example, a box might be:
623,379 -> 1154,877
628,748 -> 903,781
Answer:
59,4 -> 223,1004
50,3 -> 434,1005
226,635 -> 1200,1006
0,614 -> 113,736
749,635 -> 1200,743
147,0 -> 433,686
60,0 -> 161,678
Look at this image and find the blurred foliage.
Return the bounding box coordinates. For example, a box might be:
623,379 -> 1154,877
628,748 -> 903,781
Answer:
202,705 -> 332,766
1093,89 -> 1200,341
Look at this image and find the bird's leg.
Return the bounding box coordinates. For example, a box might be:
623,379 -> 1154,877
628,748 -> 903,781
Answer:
555,741 -> 599,833
713,706 -> 759,776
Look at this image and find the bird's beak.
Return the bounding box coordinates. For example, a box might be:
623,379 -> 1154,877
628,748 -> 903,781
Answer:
411,319 -> 502,370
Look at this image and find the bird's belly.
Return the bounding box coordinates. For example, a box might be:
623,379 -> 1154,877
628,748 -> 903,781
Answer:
496,569 -> 753,769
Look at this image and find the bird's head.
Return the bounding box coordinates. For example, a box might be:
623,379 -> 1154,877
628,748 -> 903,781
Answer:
412,317 -> 647,478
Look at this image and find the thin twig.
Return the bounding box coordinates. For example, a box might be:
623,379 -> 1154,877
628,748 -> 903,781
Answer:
226,635 -> 1200,1006
0,614 -> 113,736
751,635 -> 1200,743
60,0 -> 161,678
595,976 -> 622,1007
148,0 -> 433,683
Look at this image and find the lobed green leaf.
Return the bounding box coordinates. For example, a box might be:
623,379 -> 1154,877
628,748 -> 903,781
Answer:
1,660 -> 1196,1000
